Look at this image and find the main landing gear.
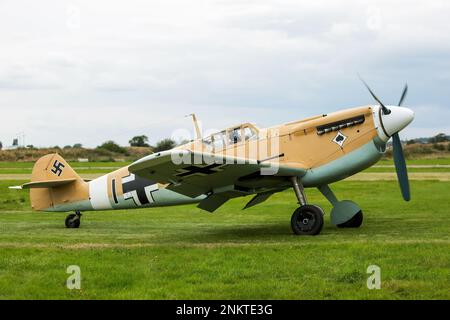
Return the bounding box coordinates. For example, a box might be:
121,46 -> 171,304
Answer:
290,177 -> 324,235
65,211 -> 82,228
289,178 -> 364,235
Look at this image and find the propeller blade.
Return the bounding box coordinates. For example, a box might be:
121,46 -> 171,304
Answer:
359,76 -> 391,114
398,83 -> 408,106
392,133 -> 410,201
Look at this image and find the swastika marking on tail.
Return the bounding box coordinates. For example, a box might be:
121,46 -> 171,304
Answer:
51,160 -> 65,176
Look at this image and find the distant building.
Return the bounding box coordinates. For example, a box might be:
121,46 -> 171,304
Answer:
3,136 -> 23,150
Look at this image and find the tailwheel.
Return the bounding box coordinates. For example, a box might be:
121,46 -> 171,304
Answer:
337,210 -> 363,228
65,211 -> 81,228
291,205 -> 324,235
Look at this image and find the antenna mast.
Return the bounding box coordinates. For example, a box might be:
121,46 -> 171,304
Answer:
186,114 -> 202,140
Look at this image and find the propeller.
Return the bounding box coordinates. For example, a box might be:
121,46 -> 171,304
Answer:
359,75 -> 391,115
392,83 -> 410,201
397,83 -> 408,106
392,132 -> 410,201
361,79 -> 411,201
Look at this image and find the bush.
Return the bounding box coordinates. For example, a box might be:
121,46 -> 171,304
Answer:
432,143 -> 445,151
153,139 -> 176,153
97,141 -> 127,154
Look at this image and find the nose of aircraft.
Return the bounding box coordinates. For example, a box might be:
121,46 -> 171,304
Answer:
381,106 -> 415,137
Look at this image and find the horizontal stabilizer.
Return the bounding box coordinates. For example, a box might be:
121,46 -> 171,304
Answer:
20,178 -> 77,189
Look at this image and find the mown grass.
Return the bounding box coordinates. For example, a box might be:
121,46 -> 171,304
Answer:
0,161 -> 130,174
364,167 -> 450,173
377,158 -> 450,165
1,159 -> 450,174
0,179 -> 449,299
0,161 -> 130,168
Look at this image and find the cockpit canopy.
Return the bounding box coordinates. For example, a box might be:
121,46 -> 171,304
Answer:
202,123 -> 259,151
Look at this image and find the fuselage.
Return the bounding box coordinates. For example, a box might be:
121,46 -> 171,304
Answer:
41,104 -> 413,212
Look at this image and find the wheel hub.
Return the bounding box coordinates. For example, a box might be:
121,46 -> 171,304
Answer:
296,212 -> 315,231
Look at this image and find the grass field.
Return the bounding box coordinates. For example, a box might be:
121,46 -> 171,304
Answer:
0,161 -> 129,174
0,159 -> 449,299
1,159 -> 450,174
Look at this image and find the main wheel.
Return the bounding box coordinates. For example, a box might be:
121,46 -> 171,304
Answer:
337,210 -> 363,228
65,213 -> 81,228
291,205 -> 324,235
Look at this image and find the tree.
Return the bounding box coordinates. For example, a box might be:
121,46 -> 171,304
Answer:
0,141 -> 2,150
97,140 -> 127,154
153,138 -> 176,152
429,133 -> 449,143
73,143 -> 83,148
129,135 -> 150,147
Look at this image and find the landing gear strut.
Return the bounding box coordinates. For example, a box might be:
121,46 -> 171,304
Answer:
65,211 -> 82,228
290,177 -> 324,235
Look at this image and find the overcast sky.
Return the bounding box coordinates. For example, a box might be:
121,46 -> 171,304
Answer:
1,0 -> 449,147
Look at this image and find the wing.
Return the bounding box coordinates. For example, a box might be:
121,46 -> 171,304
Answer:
129,149 -> 306,211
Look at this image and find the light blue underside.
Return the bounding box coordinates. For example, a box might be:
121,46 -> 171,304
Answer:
47,188 -> 205,212
300,139 -> 384,187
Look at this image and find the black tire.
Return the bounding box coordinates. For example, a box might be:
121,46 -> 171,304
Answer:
65,213 -> 80,229
337,210 -> 363,228
291,205 -> 324,235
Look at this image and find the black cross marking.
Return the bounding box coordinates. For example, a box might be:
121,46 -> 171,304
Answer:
111,178 -> 119,204
122,174 -> 157,206
51,160 -> 65,176
175,164 -> 224,178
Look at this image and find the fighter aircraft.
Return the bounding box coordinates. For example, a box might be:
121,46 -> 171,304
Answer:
11,82 -> 414,235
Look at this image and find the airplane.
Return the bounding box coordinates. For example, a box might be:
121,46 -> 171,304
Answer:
10,81 -> 414,235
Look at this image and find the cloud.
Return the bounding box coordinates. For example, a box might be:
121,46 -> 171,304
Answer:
0,0 -> 449,147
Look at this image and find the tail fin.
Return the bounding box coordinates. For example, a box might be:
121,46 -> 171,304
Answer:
29,153 -> 88,211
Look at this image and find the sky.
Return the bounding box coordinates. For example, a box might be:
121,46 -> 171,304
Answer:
1,0 -> 449,147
